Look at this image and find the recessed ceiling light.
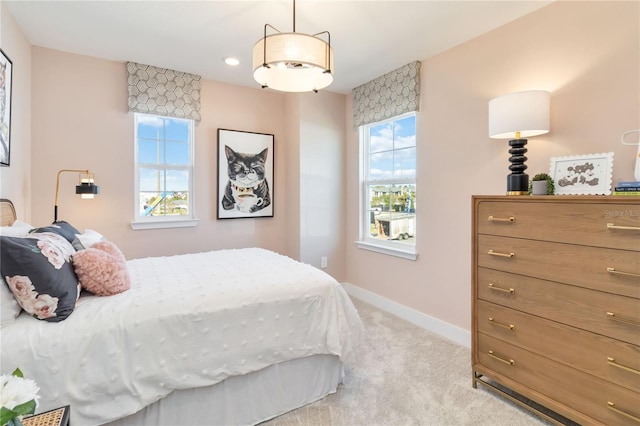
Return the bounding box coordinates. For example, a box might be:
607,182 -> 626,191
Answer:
224,57 -> 240,66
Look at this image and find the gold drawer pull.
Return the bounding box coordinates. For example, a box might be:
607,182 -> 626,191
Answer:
487,249 -> 514,258
607,223 -> 640,231
488,350 -> 515,366
607,267 -> 640,278
488,283 -> 515,294
607,357 -> 640,375
488,317 -> 515,330
607,402 -> 640,423
488,215 -> 515,223
607,312 -> 640,327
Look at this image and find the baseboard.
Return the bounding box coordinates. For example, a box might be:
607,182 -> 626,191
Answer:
342,282 -> 471,348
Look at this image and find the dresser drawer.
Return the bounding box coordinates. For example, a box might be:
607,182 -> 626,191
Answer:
477,234 -> 640,299
477,268 -> 640,345
477,333 -> 640,426
477,300 -> 640,392
476,199 -> 640,251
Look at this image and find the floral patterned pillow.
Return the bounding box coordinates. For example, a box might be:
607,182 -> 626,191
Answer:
1,276 -> 22,327
31,221 -> 81,244
0,232 -> 80,322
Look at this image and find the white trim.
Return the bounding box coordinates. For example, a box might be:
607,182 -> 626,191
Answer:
342,282 -> 470,348
130,219 -> 198,230
354,240 -> 418,261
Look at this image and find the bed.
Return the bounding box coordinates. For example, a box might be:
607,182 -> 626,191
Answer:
0,199 -> 364,425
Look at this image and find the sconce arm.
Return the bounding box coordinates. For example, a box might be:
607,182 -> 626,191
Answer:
54,169 -> 90,223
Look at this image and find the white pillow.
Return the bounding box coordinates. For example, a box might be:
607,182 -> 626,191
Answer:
72,229 -> 105,250
0,220 -> 33,237
1,276 -> 22,327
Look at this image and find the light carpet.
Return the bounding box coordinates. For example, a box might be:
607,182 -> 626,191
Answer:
262,297 -> 552,426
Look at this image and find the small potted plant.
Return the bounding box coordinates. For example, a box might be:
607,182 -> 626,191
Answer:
529,173 -> 555,195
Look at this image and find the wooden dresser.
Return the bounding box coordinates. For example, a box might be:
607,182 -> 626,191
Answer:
472,196 -> 640,425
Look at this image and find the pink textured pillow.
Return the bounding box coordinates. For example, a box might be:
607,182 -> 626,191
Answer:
72,241 -> 130,296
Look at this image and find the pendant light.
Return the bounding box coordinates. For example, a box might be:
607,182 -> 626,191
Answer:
253,0 -> 333,93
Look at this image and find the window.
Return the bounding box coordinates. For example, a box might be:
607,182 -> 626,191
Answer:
357,112 -> 417,259
131,113 -> 196,229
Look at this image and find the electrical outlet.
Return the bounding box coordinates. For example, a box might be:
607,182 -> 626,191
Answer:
321,256 -> 328,268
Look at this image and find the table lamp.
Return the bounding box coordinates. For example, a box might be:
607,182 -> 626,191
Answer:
489,90 -> 550,195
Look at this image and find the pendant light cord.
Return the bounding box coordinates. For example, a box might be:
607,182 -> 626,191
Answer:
293,0 -> 296,32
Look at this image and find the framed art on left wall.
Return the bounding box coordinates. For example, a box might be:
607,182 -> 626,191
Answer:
0,48 -> 12,167
217,129 -> 274,219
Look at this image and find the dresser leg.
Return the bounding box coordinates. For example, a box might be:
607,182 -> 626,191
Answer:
472,371 -> 479,389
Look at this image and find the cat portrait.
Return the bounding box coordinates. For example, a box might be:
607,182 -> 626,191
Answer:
221,145 -> 271,213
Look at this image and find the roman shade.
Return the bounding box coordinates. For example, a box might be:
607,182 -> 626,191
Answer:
127,62 -> 201,121
352,61 -> 421,129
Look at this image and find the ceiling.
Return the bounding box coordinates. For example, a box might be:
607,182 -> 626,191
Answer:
4,0 -> 553,94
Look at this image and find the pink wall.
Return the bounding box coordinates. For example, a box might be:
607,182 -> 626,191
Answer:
27,44 -> 348,283
345,1 -> 639,332
0,2 -> 31,220
278,91 -> 348,279
299,91 -> 347,278
29,47 -> 294,260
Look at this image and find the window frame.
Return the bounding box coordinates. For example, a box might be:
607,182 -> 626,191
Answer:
356,112 -> 418,260
131,113 -> 197,230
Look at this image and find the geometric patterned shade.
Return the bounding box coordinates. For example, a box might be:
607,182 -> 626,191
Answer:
352,60 -> 421,129
127,62 -> 201,121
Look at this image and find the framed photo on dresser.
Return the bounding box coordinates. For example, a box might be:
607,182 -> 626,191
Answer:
550,152 -> 614,195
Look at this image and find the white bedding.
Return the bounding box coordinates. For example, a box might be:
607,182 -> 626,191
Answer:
0,248 -> 363,425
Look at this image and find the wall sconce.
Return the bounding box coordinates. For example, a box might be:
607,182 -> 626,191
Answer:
54,169 -> 99,222
489,90 -> 550,195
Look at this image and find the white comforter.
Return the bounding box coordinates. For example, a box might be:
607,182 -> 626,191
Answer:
1,248 -> 363,425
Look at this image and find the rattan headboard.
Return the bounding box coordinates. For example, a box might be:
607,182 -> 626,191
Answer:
0,199 -> 17,227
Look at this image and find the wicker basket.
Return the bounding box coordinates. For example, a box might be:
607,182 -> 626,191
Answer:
22,406 -> 70,426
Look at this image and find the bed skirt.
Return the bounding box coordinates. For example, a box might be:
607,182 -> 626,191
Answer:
106,354 -> 343,426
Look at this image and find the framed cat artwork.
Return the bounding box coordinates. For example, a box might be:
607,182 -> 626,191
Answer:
217,129 -> 274,219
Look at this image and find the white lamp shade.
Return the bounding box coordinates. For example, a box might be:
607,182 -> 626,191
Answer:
253,32 -> 334,92
489,90 -> 550,139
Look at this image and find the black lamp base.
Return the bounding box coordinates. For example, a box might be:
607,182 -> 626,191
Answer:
506,138 -> 529,195
507,174 -> 529,195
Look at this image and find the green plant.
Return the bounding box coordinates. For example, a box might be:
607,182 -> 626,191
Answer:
529,173 -> 555,195
1,368 -> 40,426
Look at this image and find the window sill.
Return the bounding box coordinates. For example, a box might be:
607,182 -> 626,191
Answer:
355,240 -> 418,260
130,219 -> 199,230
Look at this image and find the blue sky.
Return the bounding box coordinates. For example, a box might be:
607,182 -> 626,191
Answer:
137,115 -> 189,165
137,114 -> 190,195
368,114 -> 416,180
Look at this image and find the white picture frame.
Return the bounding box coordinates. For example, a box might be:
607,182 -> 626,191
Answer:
549,152 -> 614,195
217,129 -> 274,219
